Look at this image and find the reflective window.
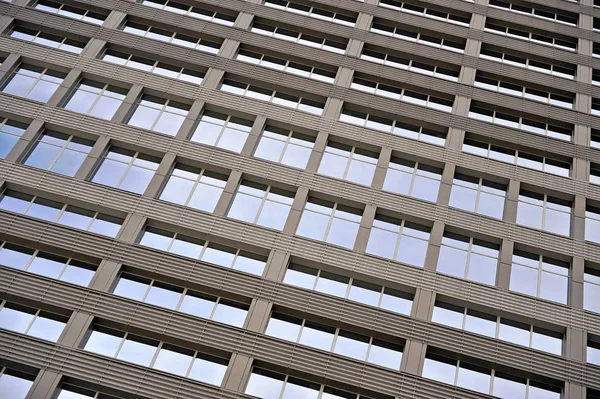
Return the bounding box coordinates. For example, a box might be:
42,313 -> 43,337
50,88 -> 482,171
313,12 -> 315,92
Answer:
488,0 -> 578,25
113,273 -> 248,327
589,340 -> 600,366
23,131 -> 93,177
0,190 -> 123,237
236,49 -> 336,83
370,19 -> 465,52
462,137 -> 571,177
34,0 -> 106,24
432,302 -> 563,355
264,0 -> 357,26
516,191 -> 571,236
122,21 -> 221,53
592,129 -> 600,149
128,96 -> 190,136
228,181 -> 294,231
366,215 -> 430,267
251,22 -> 347,54
190,110 -> 253,153
56,384 -> 124,399
437,232 -> 499,285
0,119 -> 27,159
296,198 -> 363,249
2,65 -> 65,103
592,164 -> 600,185
317,142 -> 378,186
266,313 -> 403,369
64,80 -> 127,120
9,26 -> 86,54
138,227 -> 266,276
510,250 -> 569,304
220,78 -> 325,115
0,367 -> 36,399
83,326 -> 228,385
449,174 -> 506,219
139,0 -> 237,25
378,0 -> 471,26
484,19 -> 576,51
383,158 -> 442,202
283,264 -> 413,315
0,301 -> 68,342
586,205 -> 600,244
0,242 -> 96,286
585,268 -> 600,314
339,108 -> 447,146
101,49 -> 204,84
159,164 -> 227,213
253,126 -> 315,169
91,148 -> 160,194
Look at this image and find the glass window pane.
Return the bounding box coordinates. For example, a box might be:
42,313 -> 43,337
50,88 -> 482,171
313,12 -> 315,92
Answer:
153,346 -> 193,376
117,337 -> 156,366
0,307 -> 34,333
245,371 -> 284,399
212,303 -> 247,327
84,330 -> 122,357
422,358 -> 456,385
187,357 -> 227,386
0,374 -> 33,399
27,315 -> 65,342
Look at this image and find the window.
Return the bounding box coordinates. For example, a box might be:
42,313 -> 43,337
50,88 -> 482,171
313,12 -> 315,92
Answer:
339,108 -> 447,146
296,198 -> 363,249
159,165 -> 227,213
449,174 -> 506,219
360,47 -> 460,82
592,129 -> 600,149
220,78 -> 325,115
245,368 -> 384,399
190,110 -> 253,153
0,242 -> 96,286
586,205 -> 600,244
139,0 -> 237,26
264,0 -> 357,26
593,99 -> 600,116
9,26 -> 87,54
112,272 -> 248,327
366,215 -> 430,267
227,181 -> 294,231
317,142 -> 378,186
371,19 -> 465,53
64,80 -> 126,120
0,190 -> 123,237
510,250 -> 569,304
138,227 -> 266,276
585,267 -> 600,314
489,0 -> 578,25
128,96 -> 190,136
236,49 -> 336,83
23,131 -> 93,177
468,105 -> 572,141
0,302 -> 67,342
484,20 -> 576,51
351,77 -> 454,112
516,191 -> 571,236
422,350 -> 562,398
253,125 -> 315,169
122,21 -> 221,53
34,0 -> 106,24
378,0 -> 471,26
382,158 -> 442,202
266,313 -> 403,368
101,49 -> 204,84
479,44 -> 575,79
283,263 -> 414,315
437,232 -> 499,285
432,302 -> 563,355
593,164 -> 600,185
83,326 -> 228,385
250,22 -> 347,54
56,385 -> 123,399
462,137 -> 571,177
91,148 -> 160,194
0,119 -> 27,159
2,65 -> 65,103
474,72 -> 574,108
589,340 -> 600,366
0,367 -> 36,399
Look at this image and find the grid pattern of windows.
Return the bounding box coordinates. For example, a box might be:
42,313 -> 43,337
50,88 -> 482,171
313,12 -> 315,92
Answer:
0,301 -> 67,342
190,110 -> 253,153
128,95 -> 190,136
139,0 -> 237,25
0,367 -> 36,399
510,251 -> 569,304
378,0 -> 471,25
24,131 -> 93,177
479,45 -> 575,79
489,0 -> 578,25
251,22 -> 347,53
484,20 -> 577,51
585,268 -> 600,314
65,80 -> 127,120
9,26 -> 87,53
227,181 -> 294,230
2,65 -> 65,103
253,126 -> 315,169
91,148 -> 160,194
371,20 -> 465,52
516,191 -> 571,236
449,174 -> 506,219
317,142 -> 378,186
159,165 -> 227,212
122,21 -> 221,53
0,119 -> 26,158
382,158 -> 442,202
264,0 -> 357,26
34,0 -> 106,24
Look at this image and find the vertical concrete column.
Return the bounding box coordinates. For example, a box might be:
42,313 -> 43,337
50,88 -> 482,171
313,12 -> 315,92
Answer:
74,136 -> 110,180
175,99 -> 205,141
353,204 -> 377,252
322,98 -> 344,121
305,131 -> 329,173
244,298 -> 273,332
335,67 -> 354,88
423,221 -> 444,271
201,68 -> 225,90
496,239 -> 514,290
143,152 -> 176,198
564,382 -> 585,399
81,38 -> 108,59
58,311 -> 95,348
102,11 -> 128,30
400,340 -> 426,375
263,250 -> 290,281
573,195 -> 586,242
116,213 -> 147,244
111,84 -> 144,123
24,370 -> 62,399
446,127 -> 465,150
218,39 -> 241,59
213,170 -> 243,217
565,326 -> 586,361
283,186 -> 309,234
412,288 -> 436,320
222,353 -> 254,393
47,69 -> 82,107
11,0 -> 30,5
0,15 -> 14,33
89,260 -> 121,292
571,257 -> 585,310
503,179 -> 520,224
241,115 -> 267,156
372,147 -> 392,190
233,12 -> 255,30
345,11 -> 373,57
437,163 -> 456,206
4,119 -> 44,163
0,53 -> 21,85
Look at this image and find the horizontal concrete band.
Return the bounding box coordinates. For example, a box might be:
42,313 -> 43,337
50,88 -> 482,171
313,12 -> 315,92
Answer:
0,265 -> 594,391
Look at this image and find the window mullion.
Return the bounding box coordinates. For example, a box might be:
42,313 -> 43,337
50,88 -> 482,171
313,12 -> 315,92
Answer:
113,332 -> 129,359
147,341 -> 163,368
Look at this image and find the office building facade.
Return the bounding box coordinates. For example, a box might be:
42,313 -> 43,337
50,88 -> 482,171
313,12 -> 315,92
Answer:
0,0 -> 599,398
